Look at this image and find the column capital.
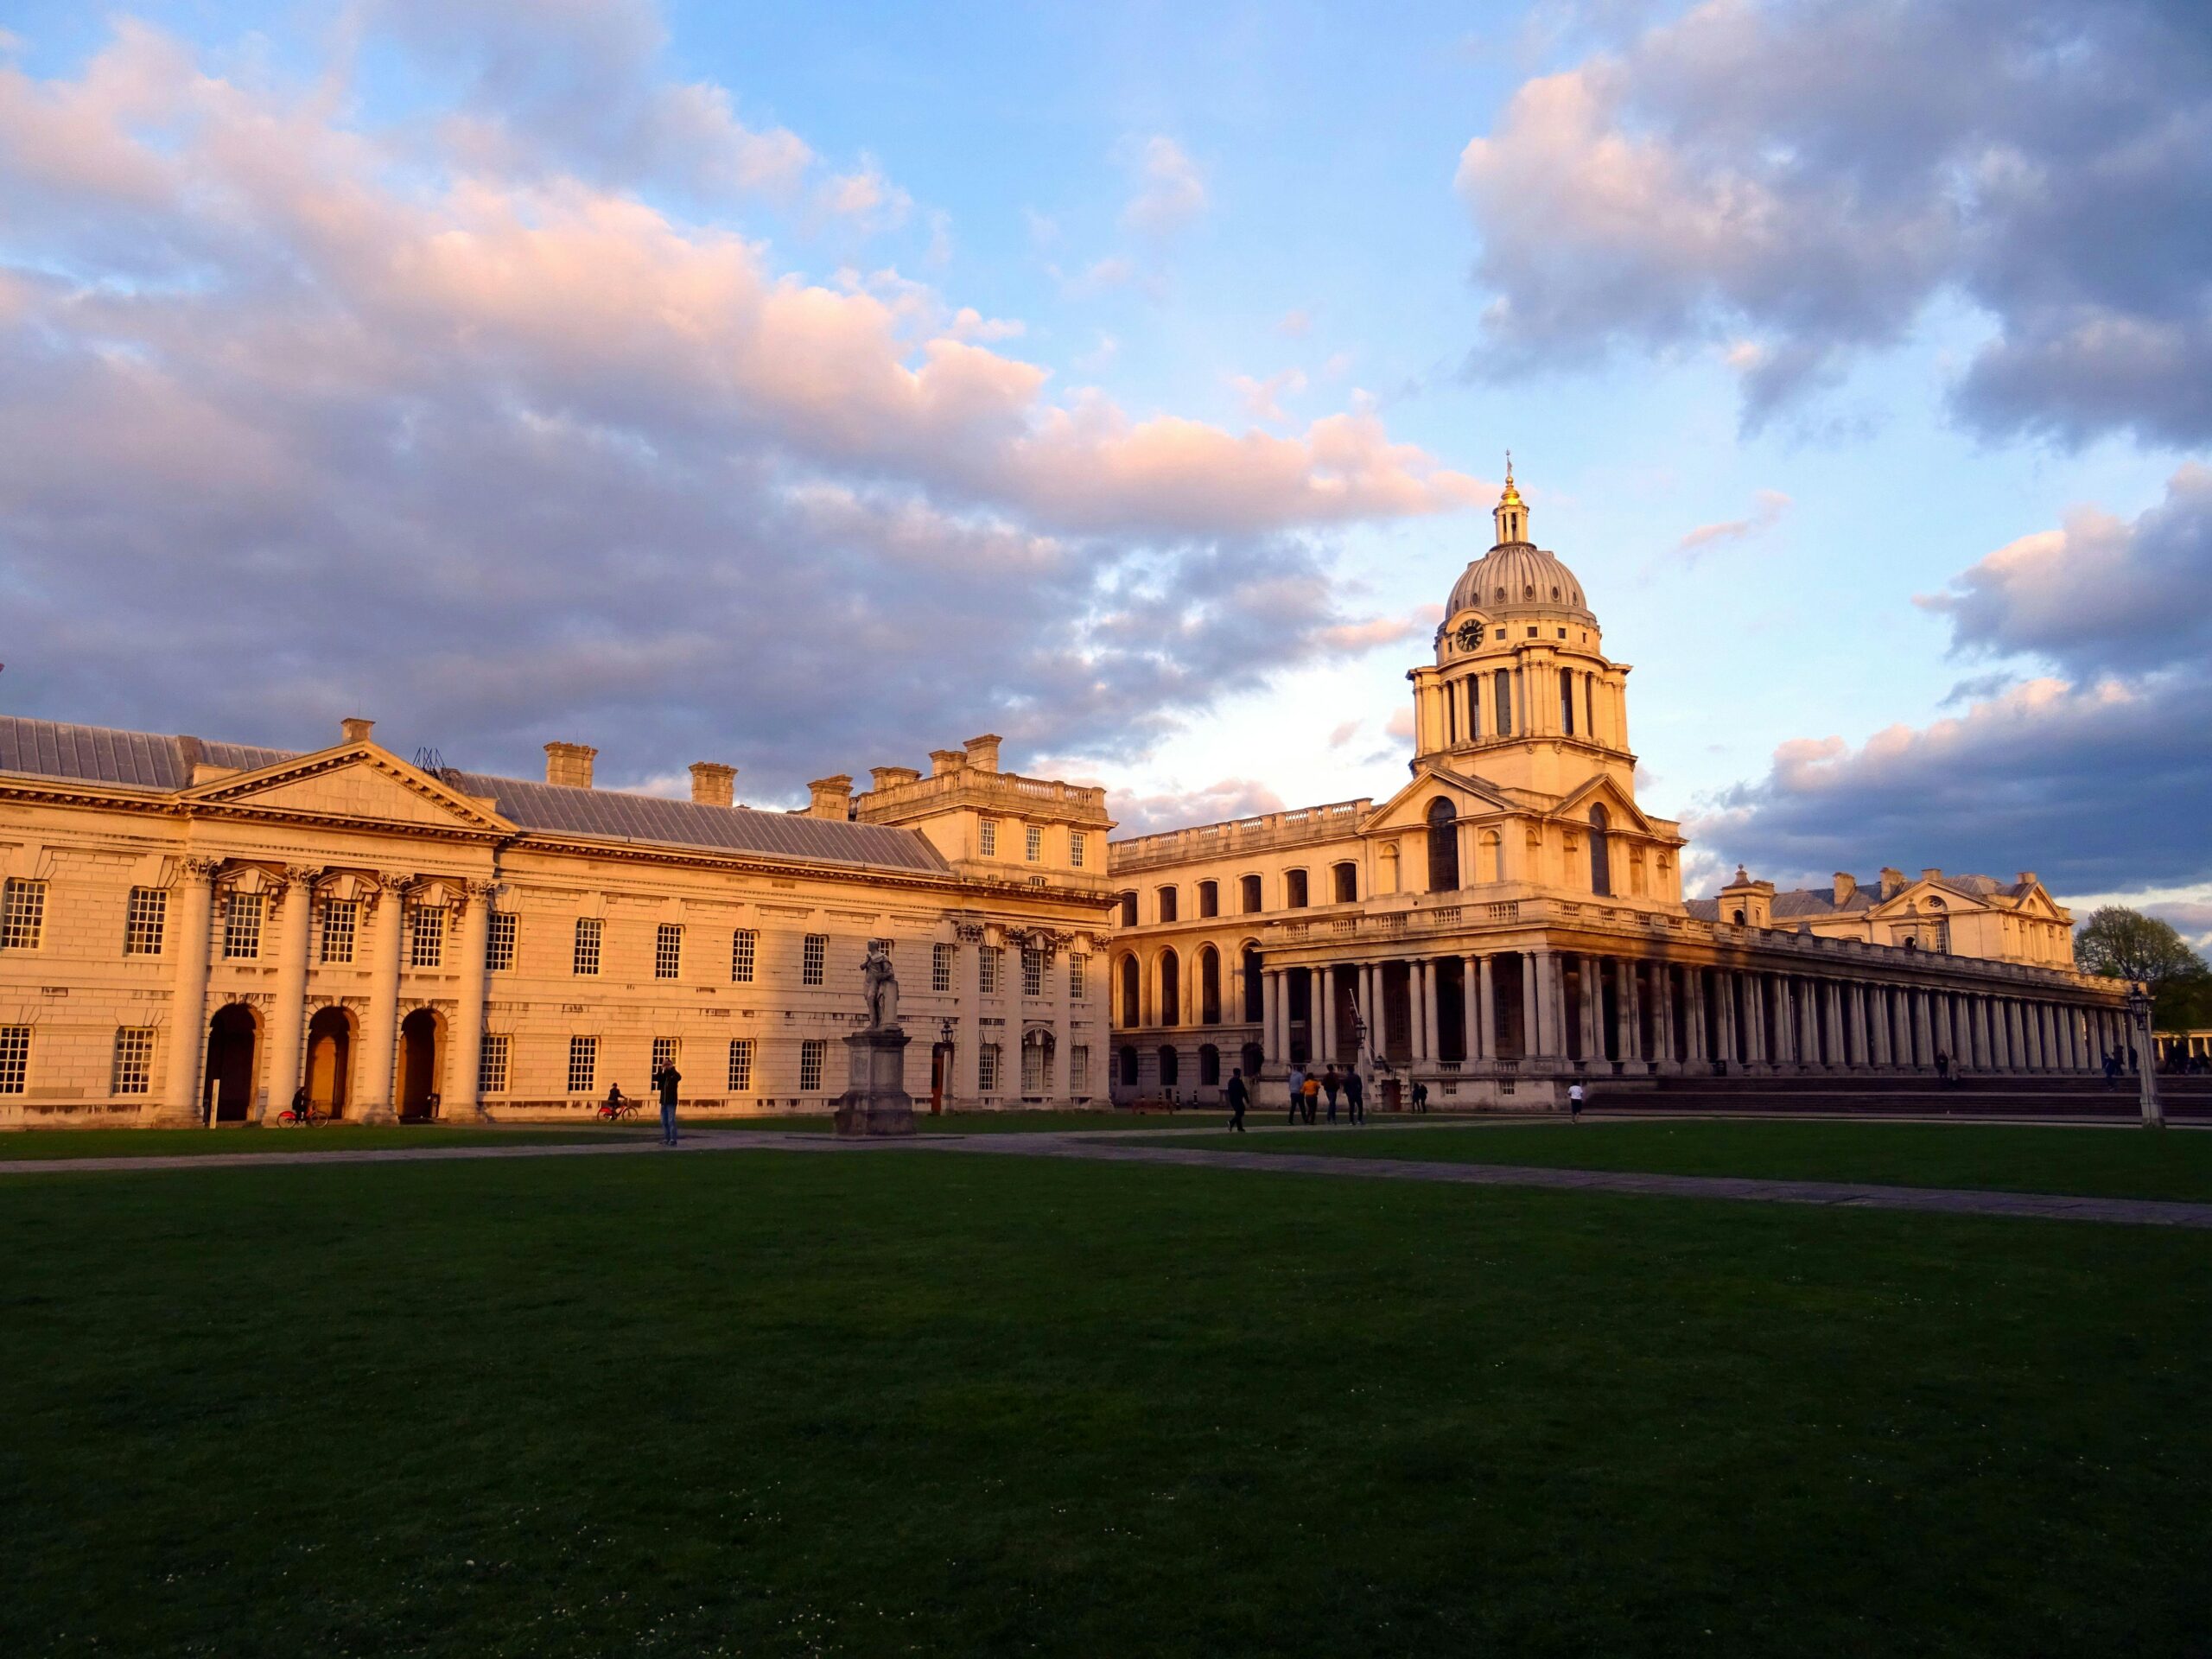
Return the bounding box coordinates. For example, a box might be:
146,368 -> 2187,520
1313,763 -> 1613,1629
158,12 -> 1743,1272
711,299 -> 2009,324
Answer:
176,855 -> 224,884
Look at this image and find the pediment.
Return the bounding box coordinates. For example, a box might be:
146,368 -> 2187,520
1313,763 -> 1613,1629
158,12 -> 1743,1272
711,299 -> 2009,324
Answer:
1549,773 -> 1662,837
1868,878 -> 1986,919
1362,764 -> 1521,833
183,746 -> 511,834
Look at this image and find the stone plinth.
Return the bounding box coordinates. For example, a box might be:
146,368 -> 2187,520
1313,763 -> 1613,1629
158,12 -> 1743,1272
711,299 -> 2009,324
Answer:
833,1026 -> 915,1137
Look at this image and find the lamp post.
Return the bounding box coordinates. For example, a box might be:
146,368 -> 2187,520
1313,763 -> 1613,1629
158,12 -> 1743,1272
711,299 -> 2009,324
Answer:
2125,984 -> 2163,1129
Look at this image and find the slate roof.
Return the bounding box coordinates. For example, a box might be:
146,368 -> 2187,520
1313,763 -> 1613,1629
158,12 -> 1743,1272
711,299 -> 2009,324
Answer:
0,715 -> 949,874
1693,872 -> 2040,919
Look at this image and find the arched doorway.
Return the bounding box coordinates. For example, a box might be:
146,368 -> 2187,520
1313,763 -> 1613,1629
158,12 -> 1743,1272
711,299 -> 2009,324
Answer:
204,1003 -> 259,1124
305,1007 -> 353,1116
397,1007 -> 444,1121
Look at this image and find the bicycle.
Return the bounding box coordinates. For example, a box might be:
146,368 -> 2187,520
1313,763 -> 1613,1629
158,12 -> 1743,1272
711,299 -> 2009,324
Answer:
276,1098 -> 328,1126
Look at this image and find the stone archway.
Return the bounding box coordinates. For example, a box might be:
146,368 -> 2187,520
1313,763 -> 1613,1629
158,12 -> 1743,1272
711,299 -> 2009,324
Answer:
305,1006 -> 353,1116
398,1007 -> 444,1121
204,1003 -> 260,1124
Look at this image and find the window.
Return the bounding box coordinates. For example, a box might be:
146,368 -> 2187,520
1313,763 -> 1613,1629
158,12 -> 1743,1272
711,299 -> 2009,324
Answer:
1071,1046 -> 1089,1093
932,943 -> 955,993
980,944 -> 1002,995
1243,947 -> 1264,1021
1158,950 -> 1180,1025
1427,798 -> 1459,893
1494,667 -> 1514,735
479,1033 -> 511,1095
731,929 -> 757,982
728,1038 -> 754,1090
566,1035 -> 597,1093
1588,804 -> 1612,897
320,899 -> 357,963
1118,891 -> 1138,926
486,911 -> 516,970
1284,870 -> 1309,909
124,887 -> 167,956
1199,1044 -> 1221,1086
802,933 -> 827,986
111,1027 -> 155,1095
799,1039 -> 825,1091
1069,953 -> 1087,999
1332,862 -> 1357,904
1156,887 -> 1179,924
1560,669 -> 1576,734
1026,824 -> 1043,862
223,891 -> 264,960
1119,955 -> 1141,1027
1158,1045 -> 1179,1086
1240,874 -> 1262,914
1117,1045 -> 1139,1086
409,906 -> 445,969
1198,880 -> 1218,918
1198,946 -> 1221,1024
1021,1033 -> 1049,1094
1069,831 -> 1087,868
1447,685 -> 1459,745
1022,946 -> 1045,998
979,1041 -> 1001,1093
0,880 -> 46,950
1468,676 -> 1481,737
979,819 -> 998,857
655,923 -> 683,981
652,1036 -> 678,1075
0,1027 -> 27,1093
573,917 -> 602,976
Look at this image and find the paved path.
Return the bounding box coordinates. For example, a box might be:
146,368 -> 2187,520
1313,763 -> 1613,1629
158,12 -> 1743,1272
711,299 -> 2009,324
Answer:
3,1127 -> 2209,1230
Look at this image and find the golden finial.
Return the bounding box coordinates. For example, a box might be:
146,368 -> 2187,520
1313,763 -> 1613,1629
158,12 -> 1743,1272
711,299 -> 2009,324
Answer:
1498,448 -> 1523,506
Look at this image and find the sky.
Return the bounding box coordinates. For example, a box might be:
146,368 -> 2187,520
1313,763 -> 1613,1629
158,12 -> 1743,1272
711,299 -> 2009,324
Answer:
2,0 -> 2208,944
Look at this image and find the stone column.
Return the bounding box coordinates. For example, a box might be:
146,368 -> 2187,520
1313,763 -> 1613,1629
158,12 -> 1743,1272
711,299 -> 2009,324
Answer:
263,868 -> 317,1122
1462,957 -> 1482,1060
1421,959 -> 1441,1064
1769,977 -> 1792,1066
1624,961 -> 1644,1062
1716,971 -> 1737,1065
1523,951 -> 1544,1058
1319,967 -> 1338,1067
1647,966 -> 1669,1064
1260,970 -> 1279,1066
2005,1000 -> 2024,1072
158,856 -> 221,1124
356,874 -> 408,1122
442,880 -> 494,1119
1685,969 -> 1707,1066
1823,982 -> 1844,1068
1478,955 -> 1497,1062
959,925 -> 985,1099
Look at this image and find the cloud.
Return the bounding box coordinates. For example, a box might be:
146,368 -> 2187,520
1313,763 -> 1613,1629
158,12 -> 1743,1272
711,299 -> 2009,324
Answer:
2145,900 -> 2212,953
816,156 -> 912,230
1383,707 -> 1417,741
1327,720 -> 1361,748
1276,309 -> 1313,338
1120,135 -> 1206,236
1230,368 -> 1307,423
1315,607 -> 1433,652
0,18 -> 1478,800
1672,489 -> 1789,562
1110,779 -> 1286,838
1455,0 -> 2212,444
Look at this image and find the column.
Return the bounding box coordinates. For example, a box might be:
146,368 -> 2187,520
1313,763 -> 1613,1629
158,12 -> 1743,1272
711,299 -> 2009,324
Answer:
1523,951 -> 1545,1058
1972,996 -> 1991,1071
1478,955 -> 1497,1061
2005,1000 -> 2024,1071
1686,969 -> 1707,1066
445,879 -> 494,1118
263,868 -> 316,1122
1649,966 -> 1671,1064
1801,981 -> 1822,1066
1319,967 -> 1338,1067
960,925 -> 985,1098
356,874 -> 408,1122
1623,961 -> 1644,1062
1421,959 -> 1441,1065
1768,977 -> 1792,1066
159,856 -> 220,1124
1048,938 -> 1072,1101
1825,982 -> 1846,1068
1716,971 -> 1738,1065
1462,957 -> 1482,1060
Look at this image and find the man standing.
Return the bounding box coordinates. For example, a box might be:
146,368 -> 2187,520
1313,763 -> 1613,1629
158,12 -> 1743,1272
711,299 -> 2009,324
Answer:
1321,1066 -> 1341,1124
1225,1067 -> 1249,1134
1567,1080 -> 1585,1123
1344,1067 -> 1364,1127
1286,1063 -> 1306,1124
652,1057 -> 682,1147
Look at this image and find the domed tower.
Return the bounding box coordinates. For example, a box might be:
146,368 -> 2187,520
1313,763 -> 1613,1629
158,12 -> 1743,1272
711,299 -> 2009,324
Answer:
1406,458 -> 1638,798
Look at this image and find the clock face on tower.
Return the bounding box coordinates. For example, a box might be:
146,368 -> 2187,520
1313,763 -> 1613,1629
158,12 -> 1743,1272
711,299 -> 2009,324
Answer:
1453,619 -> 1484,651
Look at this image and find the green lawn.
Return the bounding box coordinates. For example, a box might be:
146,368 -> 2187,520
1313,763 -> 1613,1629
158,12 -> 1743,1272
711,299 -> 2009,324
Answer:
1142,1118 -> 2212,1203
2,1151 -> 2207,1656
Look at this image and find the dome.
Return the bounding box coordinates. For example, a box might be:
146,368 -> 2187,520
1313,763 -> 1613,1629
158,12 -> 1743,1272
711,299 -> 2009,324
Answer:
1447,542 -> 1594,622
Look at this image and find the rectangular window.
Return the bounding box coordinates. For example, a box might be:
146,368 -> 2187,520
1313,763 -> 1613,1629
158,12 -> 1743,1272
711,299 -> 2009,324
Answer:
731,929 -> 757,982
1022,946 -> 1045,998
1119,891 -> 1138,927
655,923 -> 683,981
799,1039 -> 825,1091
932,943 -> 955,994
1447,685 -> 1459,745
1025,824 -> 1043,862
320,899 -> 357,964
1469,676 -> 1481,737
1198,880 -> 1218,918
979,819 -> 998,857
1071,1046 -> 1090,1093
1285,869 -> 1309,909
1070,831 -> 1086,868
1494,667 -> 1514,735
0,1027 -> 29,1093
573,917 -> 602,976
727,1038 -> 754,1091
124,887 -> 168,956
802,933 -> 827,986
978,1042 -> 1001,1093
0,880 -> 46,950
1021,1037 -> 1046,1094
111,1027 -> 156,1095
1157,887 -> 1179,923
223,891 -> 264,960
1240,874 -> 1262,914
486,912 -> 516,970
1069,953 -> 1087,999
410,906 -> 445,969
1560,668 -> 1576,735
566,1035 -> 598,1093
479,1033 -> 511,1095
652,1036 -> 678,1074
979,944 -> 1001,995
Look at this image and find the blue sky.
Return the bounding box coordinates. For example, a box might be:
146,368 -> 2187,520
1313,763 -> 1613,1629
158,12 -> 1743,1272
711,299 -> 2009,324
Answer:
2,0 -> 2207,938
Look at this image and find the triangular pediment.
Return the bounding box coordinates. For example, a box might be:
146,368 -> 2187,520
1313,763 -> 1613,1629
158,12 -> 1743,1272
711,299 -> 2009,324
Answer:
1869,877 -> 1988,919
1362,763 -> 1522,832
1549,773 -> 1662,836
183,745 -> 512,834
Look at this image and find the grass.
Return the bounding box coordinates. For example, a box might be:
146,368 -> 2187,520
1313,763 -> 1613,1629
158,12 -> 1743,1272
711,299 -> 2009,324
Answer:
2,1149 -> 2208,1656
1140,1117 -> 2212,1203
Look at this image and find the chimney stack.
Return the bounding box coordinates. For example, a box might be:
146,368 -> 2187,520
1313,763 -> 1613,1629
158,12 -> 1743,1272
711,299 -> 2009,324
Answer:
1921,868 -> 1942,883
807,774 -> 854,818
689,761 -> 736,807
2016,870 -> 2038,887
1833,872 -> 1856,906
340,717 -> 375,745
544,741 -> 597,789
1878,867 -> 1905,899
963,734 -> 1002,773
869,766 -> 921,791
930,748 -> 965,777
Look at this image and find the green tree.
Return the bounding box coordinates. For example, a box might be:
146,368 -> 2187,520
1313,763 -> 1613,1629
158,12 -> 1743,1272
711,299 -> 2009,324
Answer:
2075,907 -> 2211,1029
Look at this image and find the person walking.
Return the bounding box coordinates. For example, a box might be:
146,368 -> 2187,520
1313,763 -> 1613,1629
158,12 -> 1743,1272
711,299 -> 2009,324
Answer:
2102,1049 -> 2120,1090
1935,1049 -> 1951,1085
652,1058 -> 682,1147
1287,1064 -> 1306,1124
1410,1079 -> 1428,1115
1322,1066 -> 1342,1124
1225,1067 -> 1249,1133
1301,1071 -> 1320,1123
1344,1067 -> 1364,1126
1567,1080 -> 1585,1123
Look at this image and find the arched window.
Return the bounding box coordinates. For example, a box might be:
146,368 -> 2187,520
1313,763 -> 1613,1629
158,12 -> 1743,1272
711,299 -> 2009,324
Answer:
1158,1045 -> 1180,1086
1156,886 -> 1179,924
1732,907 -> 1746,925
1480,829 -> 1504,883
1198,880 -> 1219,918
1332,861 -> 1357,903
1198,945 -> 1222,1025
1588,804 -> 1612,896
1118,955 -> 1141,1027
1198,1044 -> 1221,1085
1378,842 -> 1400,894
1240,874 -> 1262,913
1157,950 -> 1180,1027
1242,947 -> 1264,1021
1427,798 -> 1459,892
1284,869 -> 1309,909
1494,668 -> 1513,735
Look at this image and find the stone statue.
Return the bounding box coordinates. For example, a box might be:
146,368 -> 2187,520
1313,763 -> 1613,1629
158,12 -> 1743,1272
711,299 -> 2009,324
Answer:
863,939 -> 899,1030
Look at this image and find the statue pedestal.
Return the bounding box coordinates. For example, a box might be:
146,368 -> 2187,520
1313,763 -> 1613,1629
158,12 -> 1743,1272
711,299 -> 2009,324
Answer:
833,1027 -> 916,1137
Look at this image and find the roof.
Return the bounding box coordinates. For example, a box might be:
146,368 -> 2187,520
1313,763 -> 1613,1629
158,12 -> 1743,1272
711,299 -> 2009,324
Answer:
1698,872 -> 2044,919
0,715 -> 949,874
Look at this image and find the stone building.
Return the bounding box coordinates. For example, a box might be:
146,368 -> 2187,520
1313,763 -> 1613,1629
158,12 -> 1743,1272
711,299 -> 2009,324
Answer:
0,721 -> 1113,1127
1107,467 -> 2132,1107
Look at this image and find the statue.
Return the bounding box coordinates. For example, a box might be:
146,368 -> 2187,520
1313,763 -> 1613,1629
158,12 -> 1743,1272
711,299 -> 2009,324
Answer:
863,939 -> 899,1030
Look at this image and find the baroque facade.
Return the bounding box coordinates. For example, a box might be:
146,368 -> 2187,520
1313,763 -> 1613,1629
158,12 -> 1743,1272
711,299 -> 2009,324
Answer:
0,722 -> 1113,1127
1106,468 -> 2132,1107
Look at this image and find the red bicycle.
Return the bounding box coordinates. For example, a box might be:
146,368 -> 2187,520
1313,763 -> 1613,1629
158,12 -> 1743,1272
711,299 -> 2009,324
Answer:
277,1099 -> 328,1126
596,1092 -> 644,1123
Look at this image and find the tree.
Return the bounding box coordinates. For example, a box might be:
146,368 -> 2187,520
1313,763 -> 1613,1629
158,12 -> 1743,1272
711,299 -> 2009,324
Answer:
2075,907 -> 2211,1029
